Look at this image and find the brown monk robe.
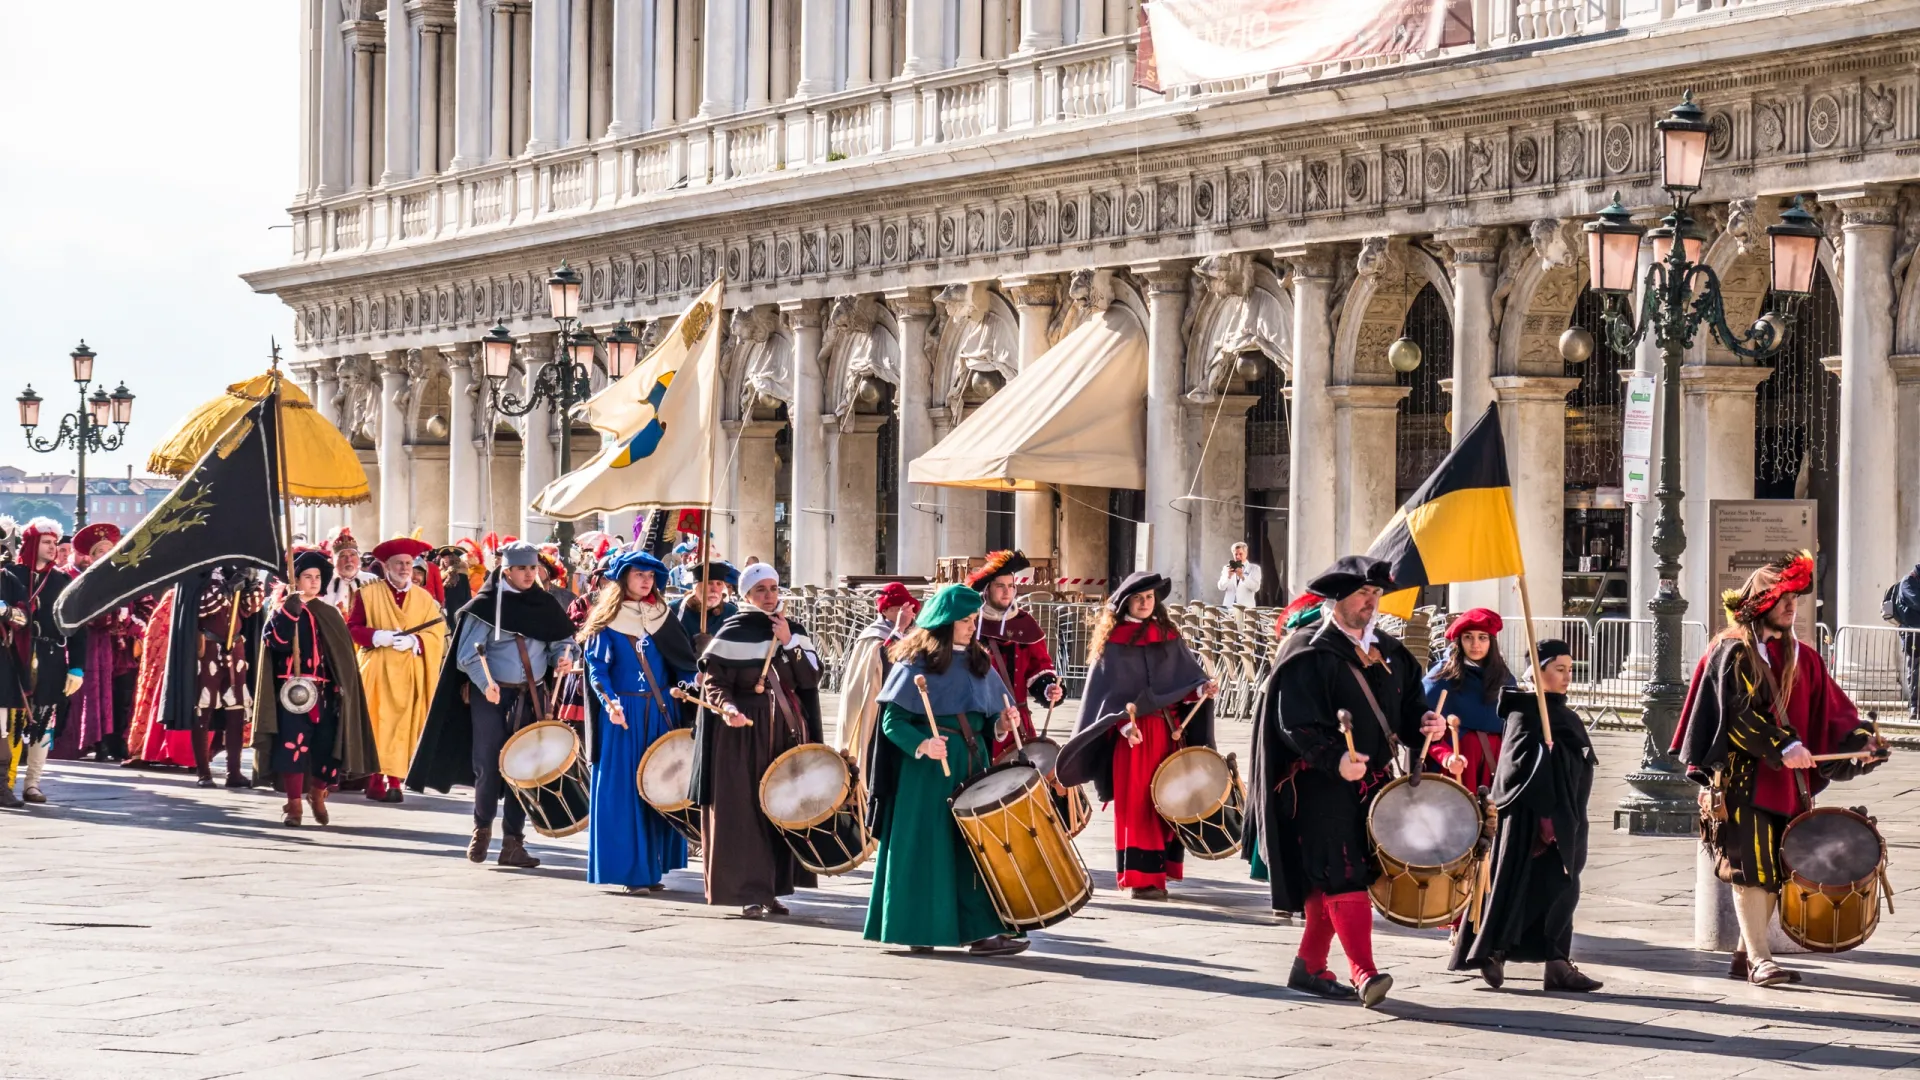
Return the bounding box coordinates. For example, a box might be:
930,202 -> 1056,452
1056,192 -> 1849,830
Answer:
691,566 -> 822,917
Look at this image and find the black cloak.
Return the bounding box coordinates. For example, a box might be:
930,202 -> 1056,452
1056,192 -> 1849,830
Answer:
405,571 -> 580,793
0,562 -> 81,710
1243,617 -> 1429,912
1054,623 -> 1214,801
160,576 -> 207,731
1450,687 -> 1595,968
248,596 -> 378,779
689,607 -> 823,807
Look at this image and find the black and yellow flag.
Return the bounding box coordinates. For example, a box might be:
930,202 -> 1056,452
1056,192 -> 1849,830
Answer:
1366,403 -> 1523,619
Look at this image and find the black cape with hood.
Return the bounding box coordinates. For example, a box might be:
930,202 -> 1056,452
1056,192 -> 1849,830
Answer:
406,569 -> 581,793
1244,617 -> 1429,913
688,607 -> 822,806
1450,686 -> 1595,968
1054,622 -> 1214,802
248,595 -> 379,779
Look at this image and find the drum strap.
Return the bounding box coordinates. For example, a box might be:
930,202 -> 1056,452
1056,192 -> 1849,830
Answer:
1749,645 -> 1814,805
630,633 -> 675,723
1345,663 -> 1404,760
765,663 -> 805,737
514,634 -> 551,723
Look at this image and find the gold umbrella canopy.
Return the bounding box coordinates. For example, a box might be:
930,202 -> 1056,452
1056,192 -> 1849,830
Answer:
147,372 -> 370,506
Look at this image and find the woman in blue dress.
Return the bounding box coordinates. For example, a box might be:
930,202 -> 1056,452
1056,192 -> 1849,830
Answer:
580,548 -> 700,892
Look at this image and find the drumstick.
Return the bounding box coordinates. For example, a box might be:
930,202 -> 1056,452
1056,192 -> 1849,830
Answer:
1040,698 -> 1056,739
752,603 -> 786,694
1808,750 -> 1880,763
473,642 -> 498,698
912,674 -> 951,777
1173,695 -> 1208,741
1124,702 -> 1140,745
1449,714 -> 1461,763
670,684 -> 750,725
1002,694 -> 1024,751
1336,708 -> 1358,763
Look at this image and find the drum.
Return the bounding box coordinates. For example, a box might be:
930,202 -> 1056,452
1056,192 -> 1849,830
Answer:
499,721 -> 591,839
1149,746 -> 1246,860
996,737 -> 1093,839
1366,773 -> 1485,929
949,763 -> 1092,931
1779,806 -> 1892,953
636,727 -> 703,848
759,743 -> 875,875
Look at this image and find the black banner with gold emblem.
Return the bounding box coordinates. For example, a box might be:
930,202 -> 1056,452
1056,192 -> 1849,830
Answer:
55,395 -> 284,632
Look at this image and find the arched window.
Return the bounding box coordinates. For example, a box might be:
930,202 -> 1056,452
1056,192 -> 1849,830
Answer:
1394,283 -> 1453,504
1563,286 -> 1635,617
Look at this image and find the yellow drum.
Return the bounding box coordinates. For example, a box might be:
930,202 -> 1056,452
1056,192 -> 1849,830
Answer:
950,763 -> 1091,930
1780,806 -> 1892,953
996,736 -> 1093,839
1366,772 -> 1485,929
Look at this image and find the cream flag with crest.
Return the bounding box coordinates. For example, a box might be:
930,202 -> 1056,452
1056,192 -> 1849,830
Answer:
532,278 -> 724,517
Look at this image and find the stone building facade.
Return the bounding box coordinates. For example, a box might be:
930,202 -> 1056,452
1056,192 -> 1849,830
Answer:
247,0 -> 1920,633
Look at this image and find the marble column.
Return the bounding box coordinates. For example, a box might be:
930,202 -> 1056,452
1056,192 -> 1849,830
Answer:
1492,375 -> 1578,621
518,335 -> 559,539
934,409 -> 989,558
673,0 -> 697,121
1895,353 -> 1920,576
451,0 -> 486,168
1829,190 -> 1901,629
1190,393 -> 1258,601
350,30 -> 377,188
848,0 -> 873,88
589,0 -> 612,134
983,0 -> 1007,60
1017,0 -> 1062,52
526,0 -> 564,153
569,0 -> 592,144
511,3 -> 533,152
889,287 -> 938,577
652,0 -> 678,127
700,0 -> 741,117
901,0 -> 944,76
381,1 -> 417,183
314,359 -> 347,536
1679,364 -> 1770,628
1280,248 -> 1338,596
835,415 -> 887,576
1003,275 -> 1059,563
418,19 -> 443,174
1440,227 -> 1503,613
317,3 -> 352,197
744,0 -> 771,108
872,0 -> 893,80
770,0 -> 791,100
795,0 -> 836,97
445,348 -> 483,540
784,300 -> 831,585
731,421 -> 780,566
956,0 -> 982,65
1077,0 -> 1102,39
1135,262 -> 1193,601
1328,384 -> 1410,560
488,2 -> 513,160
438,18 -> 458,167
300,0 -> 322,197
377,352 -> 416,540
606,0 -> 644,135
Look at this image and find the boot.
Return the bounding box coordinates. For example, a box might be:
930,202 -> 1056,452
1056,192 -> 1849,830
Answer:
22,741 -> 49,804
222,714 -> 252,788
1543,959 -> 1603,992
0,783 -> 21,810
497,835 -> 540,869
192,722 -> 216,788
467,826 -> 492,863
1480,956 -> 1506,989
308,784 -> 330,826
282,798 -> 303,827
365,773 -> 388,801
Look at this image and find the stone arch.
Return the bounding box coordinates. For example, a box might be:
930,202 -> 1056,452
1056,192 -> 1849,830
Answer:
1696,198 -> 1839,365
1495,244 -> 1585,377
1183,257 -> 1294,398
1334,241 -> 1452,385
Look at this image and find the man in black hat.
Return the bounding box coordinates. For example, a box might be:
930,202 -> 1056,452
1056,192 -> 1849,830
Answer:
1247,555 -> 1445,1007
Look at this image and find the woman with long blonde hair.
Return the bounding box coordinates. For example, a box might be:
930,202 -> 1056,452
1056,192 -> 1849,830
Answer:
579,549 -> 698,893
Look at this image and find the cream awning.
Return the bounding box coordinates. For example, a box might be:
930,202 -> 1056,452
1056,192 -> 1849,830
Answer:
908,308 -> 1146,491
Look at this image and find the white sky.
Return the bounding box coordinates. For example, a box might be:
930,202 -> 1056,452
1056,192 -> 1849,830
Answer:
0,1 -> 297,480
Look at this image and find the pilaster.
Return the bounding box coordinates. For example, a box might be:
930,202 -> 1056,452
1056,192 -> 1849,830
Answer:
1327,383 -> 1411,559
1278,246 -> 1339,595
1828,186 -> 1901,629
781,299 -> 830,585
1491,374 -> 1579,620
888,287 -> 939,577
1133,260 -> 1194,601
1002,274 -> 1060,563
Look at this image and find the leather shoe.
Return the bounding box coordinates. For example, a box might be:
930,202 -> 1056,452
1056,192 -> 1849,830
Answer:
467,827 -> 492,863
1749,960 -> 1793,988
908,946 -> 935,955
382,787 -> 405,804
308,787 -> 330,826
1127,886 -> 1169,901
767,900 -> 790,916
282,802 -> 302,827
23,787 -> 46,805
1544,959 -> 1602,992
1480,956 -> 1506,989
741,904 -> 769,919
1287,958 -> 1357,1000
1358,972 -> 1394,1009
498,836 -> 540,869
967,935 -> 1030,958
0,787 -> 23,809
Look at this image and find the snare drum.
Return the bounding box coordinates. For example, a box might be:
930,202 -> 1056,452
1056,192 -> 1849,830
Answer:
949,763 -> 1092,931
499,721 -> 591,839
996,737 -> 1093,839
759,743 -> 875,875
1366,773 -> 1485,928
1779,806 -> 1892,953
636,727 -> 703,848
1150,746 -> 1246,860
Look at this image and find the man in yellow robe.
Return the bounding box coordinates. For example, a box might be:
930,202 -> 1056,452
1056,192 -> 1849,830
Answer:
345,538 -> 446,802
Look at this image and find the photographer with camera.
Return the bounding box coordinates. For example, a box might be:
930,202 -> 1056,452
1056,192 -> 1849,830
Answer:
1217,542 -> 1263,607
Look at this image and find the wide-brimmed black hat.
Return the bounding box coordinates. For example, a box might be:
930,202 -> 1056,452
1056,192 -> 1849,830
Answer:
1306,555 -> 1395,601
1107,570 -> 1172,614
292,548 -> 334,591
1534,638 -> 1572,665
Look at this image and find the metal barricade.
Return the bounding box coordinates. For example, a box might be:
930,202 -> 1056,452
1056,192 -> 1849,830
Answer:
1829,625 -> 1920,732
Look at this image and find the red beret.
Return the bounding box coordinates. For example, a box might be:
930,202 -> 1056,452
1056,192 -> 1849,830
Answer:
1445,607 -> 1503,641
73,522 -> 121,554
876,582 -> 920,612
370,538 -> 433,563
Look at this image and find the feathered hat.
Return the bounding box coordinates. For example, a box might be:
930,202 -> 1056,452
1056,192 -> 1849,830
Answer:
1721,550 -> 1814,625
966,550 -> 1031,591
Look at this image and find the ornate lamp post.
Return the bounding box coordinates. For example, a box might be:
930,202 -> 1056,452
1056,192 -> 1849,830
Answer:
1572,92 -> 1825,833
15,341 -> 136,530
477,262 -> 641,547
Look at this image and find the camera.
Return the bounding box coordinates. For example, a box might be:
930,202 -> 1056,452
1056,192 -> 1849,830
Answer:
1228,559 -> 1244,571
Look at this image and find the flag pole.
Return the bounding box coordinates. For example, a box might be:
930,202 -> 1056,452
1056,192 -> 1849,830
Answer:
1514,572 -> 1556,750
268,342 -> 295,579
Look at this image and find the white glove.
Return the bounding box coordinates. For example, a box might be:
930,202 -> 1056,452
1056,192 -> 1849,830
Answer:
372,629 -> 395,648
389,633 -> 417,653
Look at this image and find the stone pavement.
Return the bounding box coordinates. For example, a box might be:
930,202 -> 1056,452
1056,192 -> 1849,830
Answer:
3,703 -> 1917,1080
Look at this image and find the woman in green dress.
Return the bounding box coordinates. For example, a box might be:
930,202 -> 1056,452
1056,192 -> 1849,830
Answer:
864,584 -> 1027,957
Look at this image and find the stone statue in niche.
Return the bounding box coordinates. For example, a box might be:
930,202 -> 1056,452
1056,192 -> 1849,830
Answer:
1051,268 -> 1113,341
939,282 -> 1016,419
738,306 -> 790,417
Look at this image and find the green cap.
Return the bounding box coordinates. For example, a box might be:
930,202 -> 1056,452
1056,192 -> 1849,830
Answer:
915,583 -> 984,630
